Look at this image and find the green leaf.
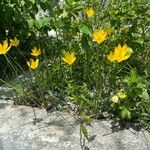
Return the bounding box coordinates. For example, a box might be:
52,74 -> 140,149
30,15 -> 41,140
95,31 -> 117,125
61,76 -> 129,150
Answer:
81,35 -> 90,50
134,38 -> 144,44
34,17 -> 51,29
144,70 -> 150,78
130,68 -> 138,83
137,83 -> 146,89
30,0 -> 35,4
120,106 -> 131,120
139,89 -> 149,100
27,18 -> 34,29
78,23 -> 91,35
80,124 -> 88,140
123,68 -> 138,85
74,5 -> 84,11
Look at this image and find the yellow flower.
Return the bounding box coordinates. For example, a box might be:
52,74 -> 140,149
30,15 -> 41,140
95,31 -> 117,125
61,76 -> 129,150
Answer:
27,58 -> 39,69
117,91 -> 127,99
92,29 -> 108,44
111,95 -> 119,103
62,52 -> 76,65
86,7 -> 94,18
31,47 -> 41,57
0,40 -> 11,55
107,44 -> 132,62
10,37 -> 20,47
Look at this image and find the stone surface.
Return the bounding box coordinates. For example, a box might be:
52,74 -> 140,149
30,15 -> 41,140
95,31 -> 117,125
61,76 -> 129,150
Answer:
0,87 -> 15,100
0,100 -> 150,150
0,138 -> 29,150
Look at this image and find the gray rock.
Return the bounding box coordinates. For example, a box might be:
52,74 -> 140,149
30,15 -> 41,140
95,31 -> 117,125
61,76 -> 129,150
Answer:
0,100 -> 150,150
0,87 -> 15,100
0,138 -> 29,150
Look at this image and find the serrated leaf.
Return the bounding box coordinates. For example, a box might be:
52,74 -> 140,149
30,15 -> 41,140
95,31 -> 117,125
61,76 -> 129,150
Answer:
80,124 -> 88,140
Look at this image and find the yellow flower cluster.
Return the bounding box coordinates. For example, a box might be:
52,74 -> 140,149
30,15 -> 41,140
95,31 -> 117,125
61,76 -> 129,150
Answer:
84,6 -> 132,63
107,44 -> 132,62
27,47 -> 41,70
111,91 -> 127,103
0,38 -> 41,70
85,7 -> 112,45
0,37 -> 19,55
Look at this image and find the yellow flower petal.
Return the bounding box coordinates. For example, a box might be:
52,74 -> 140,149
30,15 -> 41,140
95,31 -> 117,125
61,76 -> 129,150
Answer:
107,51 -> 115,62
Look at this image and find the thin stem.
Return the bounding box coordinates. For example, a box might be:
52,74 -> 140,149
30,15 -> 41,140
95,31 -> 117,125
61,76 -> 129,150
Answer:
4,54 -> 17,76
16,47 -> 26,59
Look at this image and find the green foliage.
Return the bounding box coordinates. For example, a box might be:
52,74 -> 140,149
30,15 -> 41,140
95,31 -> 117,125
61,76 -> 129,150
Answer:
0,0 -> 150,133
111,68 -> 150,128
120,106 -> 131,120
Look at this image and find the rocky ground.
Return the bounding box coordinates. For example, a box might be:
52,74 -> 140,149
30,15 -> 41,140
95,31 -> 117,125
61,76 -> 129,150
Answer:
0,98 -> 150,150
